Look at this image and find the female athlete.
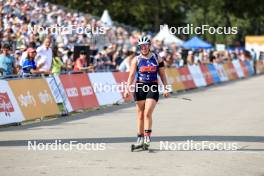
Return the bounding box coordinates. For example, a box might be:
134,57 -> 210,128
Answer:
124,36 -> 170,150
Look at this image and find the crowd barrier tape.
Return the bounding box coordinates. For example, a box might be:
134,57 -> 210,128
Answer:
1,60 -> 263,126
165,68 -> 185,92
0,80 -> 25,125
8,78 -> 59,120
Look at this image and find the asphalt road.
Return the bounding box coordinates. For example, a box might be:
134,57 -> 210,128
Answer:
0,75 -> 264,176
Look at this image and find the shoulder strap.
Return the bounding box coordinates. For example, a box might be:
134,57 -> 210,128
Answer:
153,52 -> 159,64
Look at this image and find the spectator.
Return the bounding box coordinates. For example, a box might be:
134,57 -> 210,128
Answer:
0,43 -> 16,76
36,37 -> 52,74
94,51 -> 113,72
73,50 -> 93,72
14,50 -> 22,74
118,47 -> 136,72
22,48 -> 42,76
51,46 -> 65,75
64,50 -> 74,70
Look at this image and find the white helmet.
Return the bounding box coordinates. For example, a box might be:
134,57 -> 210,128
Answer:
138,36 -> 151,46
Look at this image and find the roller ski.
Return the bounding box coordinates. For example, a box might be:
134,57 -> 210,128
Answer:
131,130 -> 152,152
142,136 -> 151,150
131,135 -> 144,152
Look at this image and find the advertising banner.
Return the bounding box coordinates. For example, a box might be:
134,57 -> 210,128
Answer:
199,64 -> 214,85
207,63 -> 221,84
187,64 -> 207,87
59,74 -> 99,110
165,68 -> 185,92
8,78 -> 59,120
0,80 -> 24,125
232,60 -> 244,78
213,63 -> 229,82
112,72 -> 133,102
88,72 -> 123,106
178,66 -> 196,89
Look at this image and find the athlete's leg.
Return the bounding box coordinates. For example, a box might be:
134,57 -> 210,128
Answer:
144,98 -> 157,131
136,100 -> 145,135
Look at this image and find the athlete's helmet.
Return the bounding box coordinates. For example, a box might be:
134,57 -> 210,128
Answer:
138,36 -> 151,46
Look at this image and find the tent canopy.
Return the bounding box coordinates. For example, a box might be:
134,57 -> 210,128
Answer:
153,24 -> 183,45
182,36 -> 213,49
100,10 -> 113,26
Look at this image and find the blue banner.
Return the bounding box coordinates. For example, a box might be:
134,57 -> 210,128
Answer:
207,63 -> 221,83
244,60 -> 254,76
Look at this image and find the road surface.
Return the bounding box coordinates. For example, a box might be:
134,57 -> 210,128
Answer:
0,75 -> 264,176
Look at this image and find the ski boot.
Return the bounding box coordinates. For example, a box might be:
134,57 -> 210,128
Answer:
142,130 -> 152,150
131,135 -> 144,152
142,135 -> 151,150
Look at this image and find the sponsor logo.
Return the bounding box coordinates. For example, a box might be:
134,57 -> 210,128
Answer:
139,66 -> 157,72
18,91 -> 36,107
0,93 -> 14,117
66,88 -> 79,97
80,86 -> 93,96
38,90 -> 53,104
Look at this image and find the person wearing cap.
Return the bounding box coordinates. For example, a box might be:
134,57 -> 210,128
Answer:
124,36 -> 170,150
0,43 -> 16,76
22,48 -> 42,76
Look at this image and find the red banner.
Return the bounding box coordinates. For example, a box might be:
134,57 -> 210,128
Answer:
199,64 -> 214,85
239,61 -> 249,77
227,62 -> 239,80
178,67 -> 196,89
0,93 -> 14,115
59,74 -> 99,110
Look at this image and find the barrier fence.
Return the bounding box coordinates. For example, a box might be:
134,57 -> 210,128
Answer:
1,60 -> 264,126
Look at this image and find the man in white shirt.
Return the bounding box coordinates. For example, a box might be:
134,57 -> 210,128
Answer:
36,37 -> 53,73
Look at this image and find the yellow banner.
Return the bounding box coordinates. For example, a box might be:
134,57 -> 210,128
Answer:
165,68 -> 185,92
8,78 -> 59,120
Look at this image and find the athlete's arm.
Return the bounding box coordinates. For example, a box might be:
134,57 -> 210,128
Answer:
157,57 -> 170,97
124,57 -> 137,97
127,57 -> 137,87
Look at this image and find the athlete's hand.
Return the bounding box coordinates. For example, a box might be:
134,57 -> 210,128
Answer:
124,90 -> 130,98
163,89 -> 170,98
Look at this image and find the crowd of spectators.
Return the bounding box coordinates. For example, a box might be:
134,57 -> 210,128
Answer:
0,0 -> 262,77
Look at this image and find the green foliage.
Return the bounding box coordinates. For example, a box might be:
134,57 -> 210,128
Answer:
46,0 -> 264,45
